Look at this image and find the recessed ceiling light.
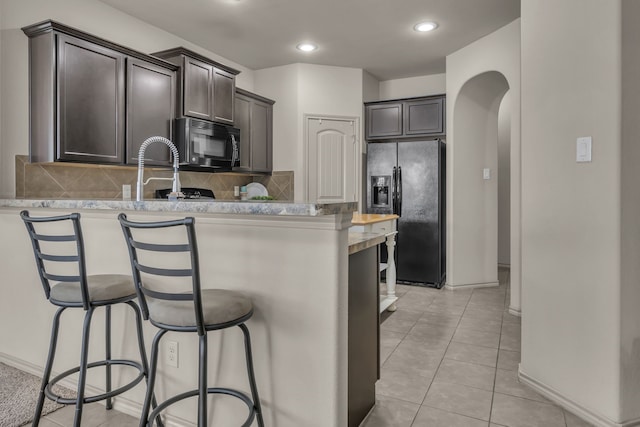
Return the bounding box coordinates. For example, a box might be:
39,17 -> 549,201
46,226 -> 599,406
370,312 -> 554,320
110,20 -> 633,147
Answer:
296,43 -> 318,52
414,21 -> 438,32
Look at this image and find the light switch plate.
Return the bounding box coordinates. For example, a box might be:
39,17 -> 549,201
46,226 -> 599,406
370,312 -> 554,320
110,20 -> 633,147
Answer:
483,168 -> 491,180
577,136 -> 592,162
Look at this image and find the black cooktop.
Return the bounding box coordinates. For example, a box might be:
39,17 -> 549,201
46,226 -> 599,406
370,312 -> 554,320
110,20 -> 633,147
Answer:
155,187 -> 215,200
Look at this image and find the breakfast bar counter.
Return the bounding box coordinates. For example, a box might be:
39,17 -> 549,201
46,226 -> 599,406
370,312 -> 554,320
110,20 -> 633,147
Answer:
0,198 -> 358,217
0,198 -> 369,427
351,213 -> 399,312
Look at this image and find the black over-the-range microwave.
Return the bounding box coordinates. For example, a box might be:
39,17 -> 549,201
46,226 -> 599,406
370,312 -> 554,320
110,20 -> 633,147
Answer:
174,117 -> 240,171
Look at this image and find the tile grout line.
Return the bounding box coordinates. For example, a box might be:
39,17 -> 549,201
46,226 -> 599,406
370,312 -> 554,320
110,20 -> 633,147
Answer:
40,414 -> 67,427
407,293 -> 442,426
410,289 -> 473,426
379,270 -> 574,427
487,269 -> 509,426
386,290 -> 440,426
378,286 -> 437,423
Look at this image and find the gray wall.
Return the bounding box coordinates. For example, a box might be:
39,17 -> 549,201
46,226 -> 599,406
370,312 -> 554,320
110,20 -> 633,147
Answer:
362,70 -> 380,103
621,0 -> 640,416
0,1 -> 4,197
445,19 -> 521,302
498,93 -> 511,266
520,0 -> 638,423
379,73 -> 446,100
255,64 -> 364,201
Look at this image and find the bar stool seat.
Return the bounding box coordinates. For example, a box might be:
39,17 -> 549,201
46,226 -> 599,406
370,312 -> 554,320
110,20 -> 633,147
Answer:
50,274 -> 136,305
20,211 -> 161,427
118,213 -> 264,427
147,289 -> 253,329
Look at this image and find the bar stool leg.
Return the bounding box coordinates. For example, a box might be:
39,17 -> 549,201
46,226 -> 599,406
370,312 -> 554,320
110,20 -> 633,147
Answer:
140,329 -> 167,427
239,324 -> 264,427
198,334 -> 208,427
105,305 -> 113,410
127,301 -> 164,427
32,308 -> 65,427
74,307 -> 95,427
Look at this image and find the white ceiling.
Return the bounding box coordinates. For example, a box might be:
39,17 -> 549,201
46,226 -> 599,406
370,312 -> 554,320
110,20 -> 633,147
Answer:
99,0 -> 520,81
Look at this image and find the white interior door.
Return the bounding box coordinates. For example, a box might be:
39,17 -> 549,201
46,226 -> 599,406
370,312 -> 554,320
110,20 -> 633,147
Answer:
307,117 -> 357,203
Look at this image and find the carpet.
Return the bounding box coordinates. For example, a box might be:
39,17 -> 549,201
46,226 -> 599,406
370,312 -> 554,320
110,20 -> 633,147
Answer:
0,362 -> 75,427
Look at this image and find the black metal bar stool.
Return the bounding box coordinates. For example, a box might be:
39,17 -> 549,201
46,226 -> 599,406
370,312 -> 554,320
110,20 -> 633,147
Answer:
118,213 -> 264,427
20,211 -> 160,427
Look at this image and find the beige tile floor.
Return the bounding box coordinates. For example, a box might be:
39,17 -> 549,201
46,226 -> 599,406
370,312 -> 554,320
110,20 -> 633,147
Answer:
27,401 -> 138,426
363,268 -> 595,427
31,268 -> 594,427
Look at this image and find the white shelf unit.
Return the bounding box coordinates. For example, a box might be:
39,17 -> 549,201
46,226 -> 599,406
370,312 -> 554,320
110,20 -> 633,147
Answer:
351,218 -> 398,313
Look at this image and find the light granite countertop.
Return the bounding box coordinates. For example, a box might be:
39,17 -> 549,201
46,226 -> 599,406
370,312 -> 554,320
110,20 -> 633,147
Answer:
348,231 -> 386,255
0,198 -> 358,217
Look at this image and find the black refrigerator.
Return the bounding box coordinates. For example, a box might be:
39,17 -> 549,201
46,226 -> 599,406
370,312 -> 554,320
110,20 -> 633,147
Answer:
366,140 -> 446,288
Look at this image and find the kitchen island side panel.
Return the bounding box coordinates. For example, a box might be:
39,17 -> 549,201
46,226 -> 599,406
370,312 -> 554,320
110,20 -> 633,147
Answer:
0,207 -> 349,427
348,245 -> 379,427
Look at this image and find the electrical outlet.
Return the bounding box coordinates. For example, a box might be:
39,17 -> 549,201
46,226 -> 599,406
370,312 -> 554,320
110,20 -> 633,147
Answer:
122,184 -> 131,200
166,340 -> 178,368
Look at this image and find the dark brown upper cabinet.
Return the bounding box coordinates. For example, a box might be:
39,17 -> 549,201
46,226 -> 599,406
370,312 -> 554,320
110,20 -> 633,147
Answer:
213,68 -> 236,125
56,34 -> 125,163
23,20 -> 178,166
234,88 -> 274,173
366,102 -> 403,139
365,95 -> 445,140
152,47 -> 240,126
234,94 -> 252,170
126,58 -> 176,166
404,97 -> 444,136
183,56 -> 213,120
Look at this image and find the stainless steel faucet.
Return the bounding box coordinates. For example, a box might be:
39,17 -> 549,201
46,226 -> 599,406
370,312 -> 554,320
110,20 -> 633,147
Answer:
136,136 -> 181,201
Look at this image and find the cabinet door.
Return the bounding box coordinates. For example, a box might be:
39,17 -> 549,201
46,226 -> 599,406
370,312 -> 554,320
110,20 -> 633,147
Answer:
365,103 -> 403,140
126,58 -> 176,166
57,34 -> 125,163
404,97 -> 444,135
234,93 -> 252,171
183,57 -> 213,120
251,100 -> 273,172
212,68 -> 235,125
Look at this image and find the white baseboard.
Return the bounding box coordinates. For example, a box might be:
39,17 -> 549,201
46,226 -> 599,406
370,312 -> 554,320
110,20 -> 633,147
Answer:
0,352 -> 44,377
508,306 -> 522,317
0,352 -> 194,427
444,281 -> 499,291
518,368 -> 640,427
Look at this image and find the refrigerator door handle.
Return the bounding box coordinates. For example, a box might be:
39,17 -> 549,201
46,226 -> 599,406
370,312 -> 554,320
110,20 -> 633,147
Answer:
392,166 -> 398,214
398,166 -> 403,217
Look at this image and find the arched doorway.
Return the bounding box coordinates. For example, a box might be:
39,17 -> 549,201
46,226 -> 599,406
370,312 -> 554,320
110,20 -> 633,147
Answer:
447,71 -> 513,295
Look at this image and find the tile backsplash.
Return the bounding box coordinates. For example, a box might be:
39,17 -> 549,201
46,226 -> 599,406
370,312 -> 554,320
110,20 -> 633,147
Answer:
15,155 -> 293,201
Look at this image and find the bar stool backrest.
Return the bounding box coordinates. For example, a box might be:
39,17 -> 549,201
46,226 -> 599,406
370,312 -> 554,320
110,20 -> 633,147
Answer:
117,213 -> 207,335
20,210 -> 90,310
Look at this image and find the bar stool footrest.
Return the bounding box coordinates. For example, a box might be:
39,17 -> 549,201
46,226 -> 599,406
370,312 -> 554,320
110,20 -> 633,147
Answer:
44,359 -> 145,405
147,387 -> 257,427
